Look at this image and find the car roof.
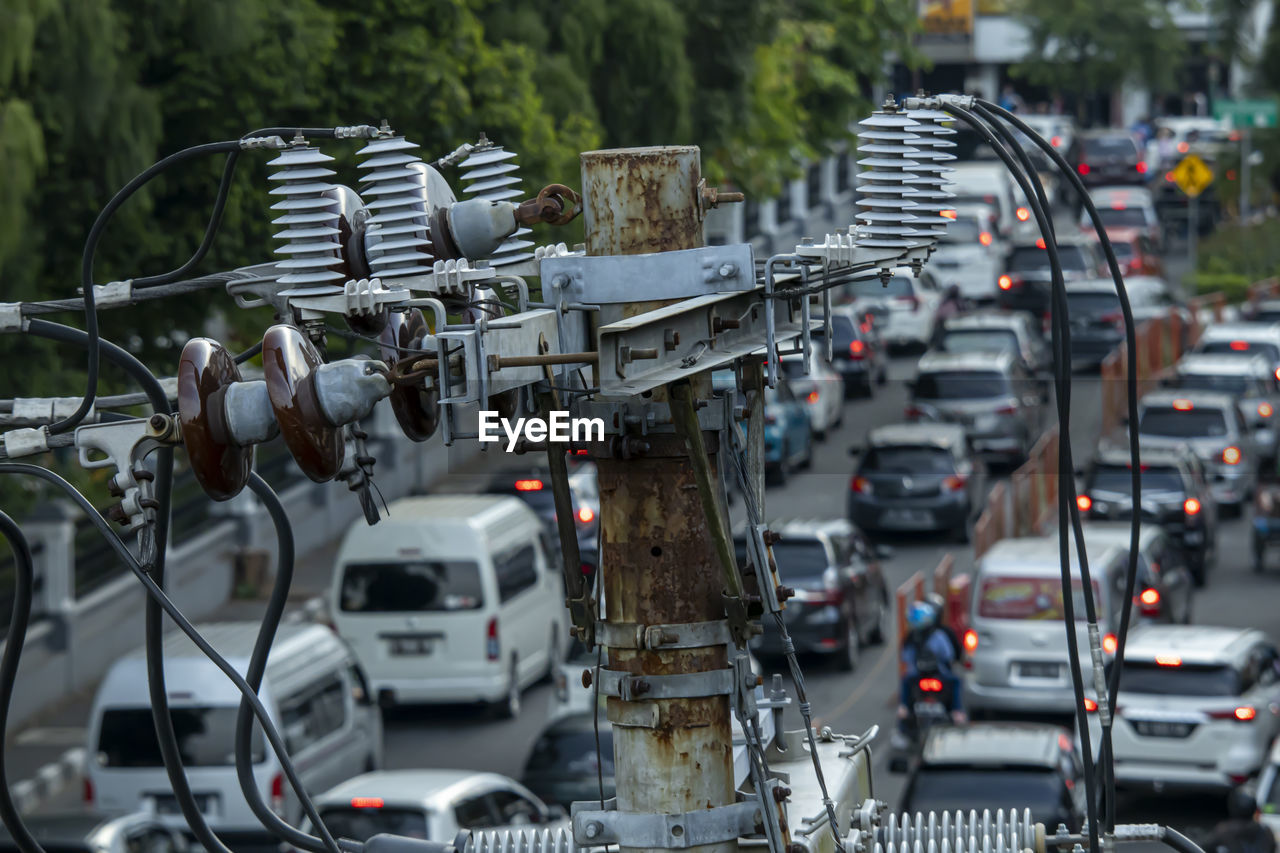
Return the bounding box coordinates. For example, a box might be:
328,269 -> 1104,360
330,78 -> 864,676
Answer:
1080,521 -> 1164,551
921,723 -> 1069,769
1176,353 -> 1270,377
917,349 -> 1016,372
867,422 -> 967,449
942,312 -> 1026,332
1139,389 -> 1239,410
315,770 -> 526,811
1064,278 -> 1120,294
383,494 -> 535,525
979,536 -> 1124,577
1081,129 -> 1138,140
1123,624 -> 1262,665
1093,443 -> 1189,468
1090,185 -> 1155,203
1200,322 -> 1280,341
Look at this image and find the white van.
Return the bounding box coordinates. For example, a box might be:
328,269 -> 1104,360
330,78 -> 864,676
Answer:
949,163 -> 1021,241
85,623 -> 382,841
331,495 -> 569,718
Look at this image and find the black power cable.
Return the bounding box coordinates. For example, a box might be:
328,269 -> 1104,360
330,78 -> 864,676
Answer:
940,100 -> 1101,853
133,152 -> 241,289
0,513 -> 46,853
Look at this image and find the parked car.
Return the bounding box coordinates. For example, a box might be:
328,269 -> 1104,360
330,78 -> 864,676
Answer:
840,267 -> 944,351
928,208 -> 1007,303
996,236 -> 1102,319
1193,322 -> 1280,381
1080,522 -> 1195,625
848,422 -> 986,541
1168,353 -> 1280,470
907,350 -> 1047,466
332,495 -> 570,717
1080,185 -> 1163,250
1085,625 -> 1280,792
780,350 -> 843,440
1077,131 -> 1148,186
900,724 -> 1086,829
824,305 -> 887,397
303,770 -> 560,841
964,536 -> 1127,716
738,518 -> 889,669
934,311 -> 1052,378
522,712 -> 614,810
1077,444 -> 1218,585
0,813 -> 188,853
86,623 -> 382,838
1134,389 -> 1257,514
763,381 -> 813,485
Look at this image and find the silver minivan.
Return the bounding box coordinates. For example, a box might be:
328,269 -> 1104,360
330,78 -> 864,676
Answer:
964,536 -> 1127,716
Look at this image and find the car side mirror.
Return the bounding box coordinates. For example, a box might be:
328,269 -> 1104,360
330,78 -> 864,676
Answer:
875,544 -> 895,560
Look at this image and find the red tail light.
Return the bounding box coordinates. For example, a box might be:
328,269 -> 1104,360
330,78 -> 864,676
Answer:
963,630 -> 979,652
1259,403 -> 1273,418
1102,633 -> 1118,655
83,776 -> 95,805
1077,495 -> 1092,511
1138,588 -> 1161,616
849,339 -> 866,359
1136,162 -> 1148,174
1084,697 -> 1098,713
803,587 -> 845,607
1050,135 -> 1063,148
514,479 -> 544,491
1035,237 -> 1047,249
1177,141 -> 1190,154
979,231 -> 993,247
577,507 -> 595,524
998,274 -> 1014,291
806,390 -> 820,404
1165,171 -> 1175,182
851,476 -> 872,494
1184,497 -> 1201,515
486,617 -> 500,661
1209,706 -> 1257,722
1016,207 -> 1030,222
1223,446 -> 1242,465
352,797 -> 385,808
270,772 -> 285,815
1078,163 -> 1090,175
918,678 -> 944,693
1274,367 -> 1280,382
941,209 -> 958,219
994,405 -> 1018,416
942,475 -> 967,492
905,405 -> 923,419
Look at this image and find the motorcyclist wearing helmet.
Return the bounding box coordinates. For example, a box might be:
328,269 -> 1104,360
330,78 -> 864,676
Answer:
898,600 -> 966,725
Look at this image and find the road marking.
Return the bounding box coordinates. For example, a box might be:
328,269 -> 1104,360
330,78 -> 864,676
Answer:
813,644 -> 893,730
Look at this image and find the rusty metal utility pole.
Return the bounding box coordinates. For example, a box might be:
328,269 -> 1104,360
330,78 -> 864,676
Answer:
583,146 -> 737,853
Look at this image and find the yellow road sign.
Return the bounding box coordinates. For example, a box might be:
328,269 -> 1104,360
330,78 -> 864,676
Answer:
1171,153 -> 1213,197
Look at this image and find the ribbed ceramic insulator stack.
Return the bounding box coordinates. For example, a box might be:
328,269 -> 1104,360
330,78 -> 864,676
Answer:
855,107 -> 924,251
356,134 -> 434,279
903,107 -> 958,249
267,143 -> 345,294
459,137 -> 534,267
876,808 -> 1039,853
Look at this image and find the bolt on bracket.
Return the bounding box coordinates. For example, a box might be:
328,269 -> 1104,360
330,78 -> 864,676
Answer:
572,798 -> 767,850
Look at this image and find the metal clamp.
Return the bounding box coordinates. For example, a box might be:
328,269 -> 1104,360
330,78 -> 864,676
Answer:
595,667 -> 735,702
573,799 -> 766,849
595,619 -> 733,651
0,303 -> 26,331
74,416 -> 180,528
92,280 -> 133,308
542,244 -> 755,305
397,258 -> 496,297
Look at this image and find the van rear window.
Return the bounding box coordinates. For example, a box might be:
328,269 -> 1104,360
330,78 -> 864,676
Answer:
97,707 -> 265,767
340,562 -> 483,613
978,576 -> 1102,621
1119,662 -> 1240,696
318,807 -> 429,842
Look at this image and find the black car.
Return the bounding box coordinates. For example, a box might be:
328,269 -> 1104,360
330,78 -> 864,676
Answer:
848,422 -> 987,541
824,306 -> 887,397
1078,444 -> 1218,585
737,518 -> 890,670
1077,131 -> 1147,186
1064,283 -> 1125,369
900,723 -> 1086,830
521,712 -> 614,810
996,237 -> 1101,318
486,462 -> 598,548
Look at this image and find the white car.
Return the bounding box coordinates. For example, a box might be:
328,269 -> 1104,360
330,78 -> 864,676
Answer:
930,207 -> 1006,302
840,267 -> 943,351
1018,114 -> 1078,160
949,162 -> 1023,240
780,350 -> 843,439
1194,322 -> 1280,381
1087,625 -> 1280,791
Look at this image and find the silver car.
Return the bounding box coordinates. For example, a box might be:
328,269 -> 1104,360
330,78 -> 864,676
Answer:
0,813 -> 187,853
1168,353 -> 1280,469
1135,389 -> 1258,513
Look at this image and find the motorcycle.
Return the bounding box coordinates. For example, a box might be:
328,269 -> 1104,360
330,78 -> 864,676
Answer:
888,667 -> 956,772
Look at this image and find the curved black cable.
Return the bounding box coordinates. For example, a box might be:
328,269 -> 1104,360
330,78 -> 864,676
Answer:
0,513 -> 47,853
0,463 -> 345,853
234,472 -> 346,853
941,101 -> 1100,853
133,152 -> 241,289
234,340 -> 264,365
49,139 -> 242,436
1161,827 -> 1209,853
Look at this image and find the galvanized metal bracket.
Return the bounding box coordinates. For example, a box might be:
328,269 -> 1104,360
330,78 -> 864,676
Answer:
572,798 -> 766,849
595,667 -> 734,702
396,258 -> 497,297
595,619 -> 732,651
541,244 -> 756,305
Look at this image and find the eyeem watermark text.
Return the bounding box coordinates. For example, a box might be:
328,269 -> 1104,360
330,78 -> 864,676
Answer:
478,411 -> 605,452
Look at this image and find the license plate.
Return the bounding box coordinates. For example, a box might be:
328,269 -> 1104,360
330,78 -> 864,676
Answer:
1017,662 -> 1060,679
154,793 -> 217,815
1133,719 -> 1195,738
881,509 -> 934,528
388,635 -> 436,655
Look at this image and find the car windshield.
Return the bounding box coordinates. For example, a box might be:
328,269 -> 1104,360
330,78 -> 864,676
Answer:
317,808 -> 430,842
340,561 -> 484,612
844,276 -> 912,299
939,220 -> 982,244
914,371 -> 1011,400
1249,310 -> 1280,324
1066,292 -> 1120,317
1097,208 -> 1149,227
1109,242 -> 1135,260
1172,374 -> 1255,395
769,541 -> 832,581
1009,245 -> 1089,272
1118,662 -> 1241,696
1083,137 -> 1137,158
940,329 -> 1019,356
977,576 -> 1102,621
906,768 -> 1065,818
1199,340 -> 1280,363
1089,465 -> 1185,494
862,446 -> 956,475
1138,406 -> 1228,438
97,707 -> 265,767
524,727 -> 615,778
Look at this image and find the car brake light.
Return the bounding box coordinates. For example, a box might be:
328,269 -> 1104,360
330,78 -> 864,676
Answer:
806,390 -> 820,404
1172,399 -> 1193,410
905,405 -> 923,419
486,617 -> 500,661
352,797 -> 385,808
1260,403 -> 1274,418
270,772 -> 285,815
1016,207 -> 1030,222
1035,237 -> 1047,249
963,630 -> 979,652
1084,697 -> 1098,712
1223,446 -> 1242,465
998,274 -> 1014,290
1103,633 -> 1118,654
1138,588 -> 1161,612
83,776 -> 94,805
1229,340 -> 1250,351
941,209 -> 958,219
1209,707 -> 1257,722
1177,141 -> 1190,154
1184,497 -> 1201,515
577,507 -> 595,524
1078,163 -> 1090,175
851,476 -> 872,495
1165,171 -> 1175,182
1077,494 -> 1092,511
994,405 -> 1018,415
942,475 -> 967,492
1156,653 -> 1181,667
515,479 -> 544,491
979,231 -> 993,246
918,678 -> 944,693
1275,367 -> 1280,382
1136,162 -> 1148,174
1050,135 -> 1062,147
849,339 -> 867,359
